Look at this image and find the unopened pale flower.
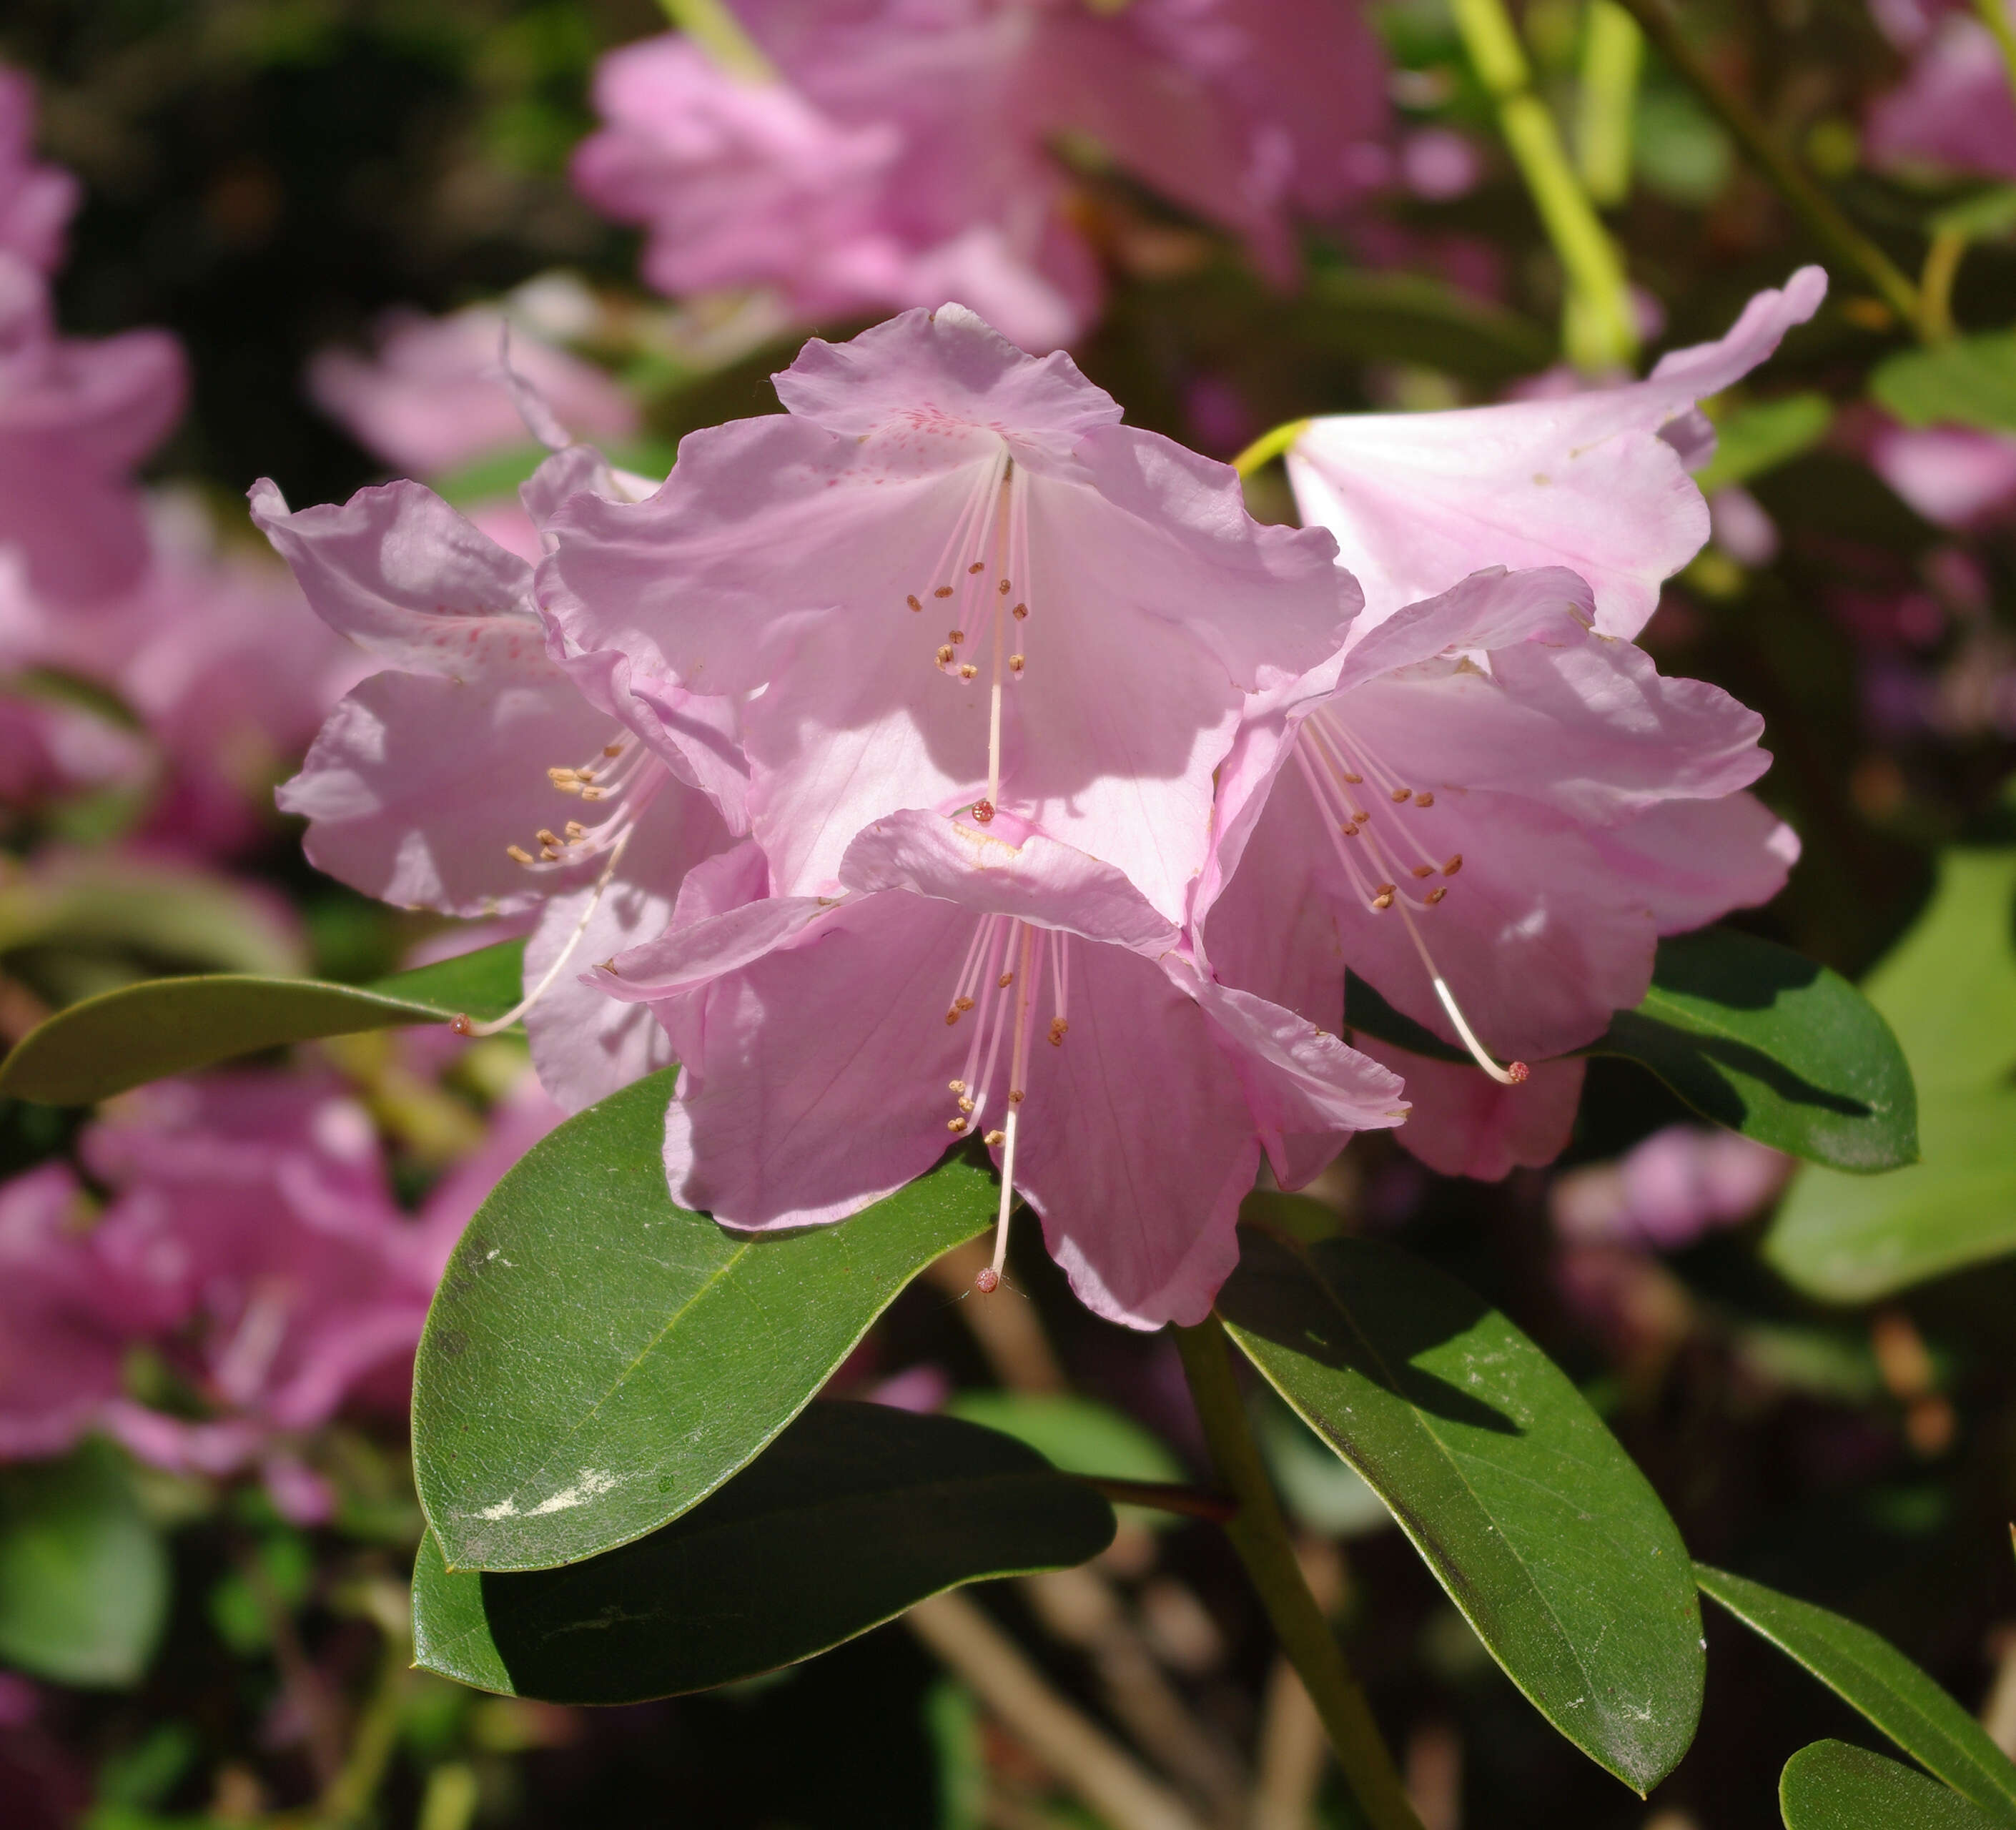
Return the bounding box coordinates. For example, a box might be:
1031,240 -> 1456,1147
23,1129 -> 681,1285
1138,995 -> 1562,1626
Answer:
541,305 -> 1355,926
1284,267 -> 1828,635
595,809 -> 1405,1329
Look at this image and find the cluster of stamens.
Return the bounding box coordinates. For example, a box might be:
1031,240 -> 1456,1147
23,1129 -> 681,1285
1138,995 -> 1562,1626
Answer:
905,448 -> 1031,825
1293,707 -> 1526,1087
938,914 -> 1071,1294
503,733 -> 661,874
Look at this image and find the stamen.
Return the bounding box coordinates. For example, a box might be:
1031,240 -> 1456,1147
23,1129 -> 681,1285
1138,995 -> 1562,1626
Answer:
507,844 -> 534,865
907,594 -> 922,612
978,925 -> 1044,1295
934,585 -> 954,598
967,560 -> 985,574
1012,602 -> 1027,620
1444,854 -> 1463,875
1415,791 -> 1436,808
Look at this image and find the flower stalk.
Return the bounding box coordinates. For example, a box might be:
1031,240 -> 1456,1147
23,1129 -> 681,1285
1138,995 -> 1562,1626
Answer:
1611,0 -> 1924,334
1172,1315 -> 1425,1830
1449,0 -> 1638,371
657,0 -> 776,81
1577,1 -> 1644,207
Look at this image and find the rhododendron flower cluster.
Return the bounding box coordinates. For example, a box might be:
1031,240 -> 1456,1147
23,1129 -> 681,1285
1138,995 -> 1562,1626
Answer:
571,0 -> 1392,348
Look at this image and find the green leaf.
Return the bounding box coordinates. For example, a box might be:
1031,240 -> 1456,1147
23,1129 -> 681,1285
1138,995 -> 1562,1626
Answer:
1217,1228 -> 1703,1794
942,1393 -> 1182,1485
413,1070 -> 994,1572
1591,927 -> 1918,1172
1767,848 -> 2016,1299
1698,1565 -> 2016,1821
1872,332 -> 2016,435
0,1443 -> 169,1687
1781,1742 -> 2008,1830
411,1403 -> 1114,1703
1692,393 -> 1834,496
0,940 -> 525,1105
1292,269 -> 1555,382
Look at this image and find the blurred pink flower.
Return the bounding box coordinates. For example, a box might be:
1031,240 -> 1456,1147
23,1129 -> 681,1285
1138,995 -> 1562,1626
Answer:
1868,7 -> 2016,179
1195,564 -> 1795,1167
0,68 -> 79,274
307,305 -> 638,479
1551,1123 -> 1791,1249
573,0 -> 1389,347
0,256 -> 186,605
1284,267 -> 1827,635
1868,422 -> 2016,528
597,811 -> 1405,1329
541,305 -> 1354,925
255,455 -> 743,1111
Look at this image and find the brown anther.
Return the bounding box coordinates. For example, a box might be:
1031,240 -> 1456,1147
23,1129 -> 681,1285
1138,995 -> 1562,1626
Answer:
1008,655 -> 1024,675
1390,786 -> 1413,803
907,593 -> 923,612
579,786 -> 606,801
540,846 -> 561,861
972,799 -> 995,824
1371,884 -> 1395,910
1342,771 -> 1363,785
506,844 -> 535,865
1415,791 -> 1436,808
958,1096 -> 975,1114
944,1009 -> 962,1026
949,629 -> 965,644
973,1267 -> 1000,1294
948,1117 -> 969,1132
1012,602 -> 1028,620
537,829 -> 561,848
936,645 -> 955,666
949,1079 -> 967,1094
1425,886 -> 1448,904
997,972 -> 1014,989
955,995 -> 975,1014
1410,864 -> 1435,879
565,821 -> 585,840
1047,1019 -> 1068,1046
968,560 -> 985,574
1351,809 -> 1370,824
603,743 -> 625,757
934,585 -> 954,598
1008,1089 -> 1025,1106
959,663 -> 979,680
1341,823 -> 1359,838
547,766 -> 576,783
575,769 -> 596,783
1443,854 -> 1463,876
997,577 -> 1012,595
983,1129 -> 1005,1147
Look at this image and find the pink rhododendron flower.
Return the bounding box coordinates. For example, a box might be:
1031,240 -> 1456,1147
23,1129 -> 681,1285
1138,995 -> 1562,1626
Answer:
254,453 -> 743,1110
1353,1044 -> 1587,1180
542,305 -> 1355,926
0,68 -> 79,274
1195,565 -> 1796,1172
1552,1123 -> 1791,1250
0,255 -> 187,605
307,304 -> 639,478
1283,267 -> 1828,635
1867,7 -> 2016,179
1868,422 -> 2016,528
596,810 -> 1405,1329
573,0 -> 1388,348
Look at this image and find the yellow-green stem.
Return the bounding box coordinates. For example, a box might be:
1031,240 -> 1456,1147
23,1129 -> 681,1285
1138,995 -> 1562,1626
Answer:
1231,418 -> 1310,480
1577,1 -> 1644,206
657,0 -> 775,80
1451,0 -> 1638,370
1172,1317 -> 1425,1830
1920,228 -> 1967,342
1612,0 -> 1924,334
1972,0 -> 2016,112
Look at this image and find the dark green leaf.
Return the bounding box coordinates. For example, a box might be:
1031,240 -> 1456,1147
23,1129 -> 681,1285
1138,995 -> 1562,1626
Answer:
0,1443 -> 169,1687
0,940 -> 525,1104
414,1070 -> 994,1572
1591,927 -> 1918,1172
411,1403 -> 1114,1703
1872,333 -> 2016,435
1217,1229 -> 1703,1794
1781,1742 -> 2007,1830
1692,394 -> 1834,496
1768,849 -> 2016,1298
1698,1565 -> 2016,1821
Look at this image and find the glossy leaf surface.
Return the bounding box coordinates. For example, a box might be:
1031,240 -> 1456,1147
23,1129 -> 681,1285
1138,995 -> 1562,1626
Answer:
415,1070 -> 994,1571
1697,1565 -> 2016,1821
1217,1228 -> 1702,1794
412,1403 -> 1115,1703
1781,1742 -> 2007,1830
1768,848 -> 2016,1298
0,1443 -> 169,1688
0,940 -> 525,1104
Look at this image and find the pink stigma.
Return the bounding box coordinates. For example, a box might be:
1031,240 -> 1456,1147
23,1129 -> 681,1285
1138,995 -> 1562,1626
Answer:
974,1267 -> 1001,1295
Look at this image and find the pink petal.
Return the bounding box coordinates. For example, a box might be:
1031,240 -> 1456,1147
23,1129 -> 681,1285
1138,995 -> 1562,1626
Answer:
1586,793 -> 1800,934
1358,1044 -> 1586,1179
